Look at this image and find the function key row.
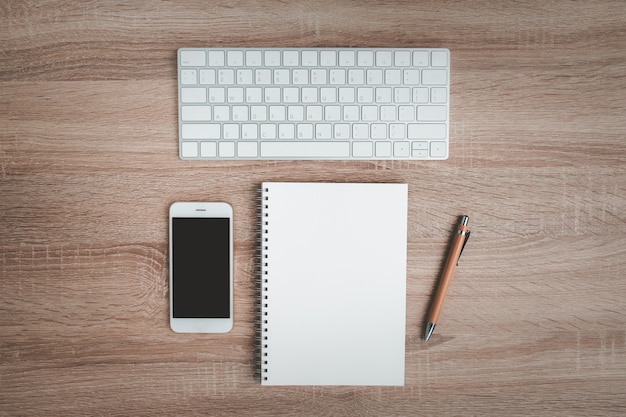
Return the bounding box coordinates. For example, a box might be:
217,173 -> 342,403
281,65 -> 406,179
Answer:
180,49 -> 448,68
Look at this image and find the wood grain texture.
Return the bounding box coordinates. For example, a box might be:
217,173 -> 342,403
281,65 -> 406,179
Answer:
1,0 -> 625,415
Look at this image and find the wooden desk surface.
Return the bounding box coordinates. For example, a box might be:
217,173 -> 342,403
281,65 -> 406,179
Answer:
1,1 -> 625,415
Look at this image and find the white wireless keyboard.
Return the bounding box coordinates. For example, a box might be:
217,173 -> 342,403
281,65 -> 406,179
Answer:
178,48 -> 449,160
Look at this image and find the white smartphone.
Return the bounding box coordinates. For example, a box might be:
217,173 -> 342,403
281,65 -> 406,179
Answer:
169,202 -> 233,333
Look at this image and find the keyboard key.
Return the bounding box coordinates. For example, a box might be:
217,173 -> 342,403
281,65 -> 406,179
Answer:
408,123 -> 447,139
279,124 -> 295,139
339,88 -> 355,103
200,141 -> 217,157
302,51 -> 318,66
334,124 -> 350,139
181,106 -> 211,121
417,106 -> 447,121
260,124 -> 276,139
330,69 -> 346,85
208,87 -> 224,103
223,124 -> 239,139
371,124 -> 386,139
375,141 -> 392,157
273,69 -> 289,84
302,87 -> 317,103
283,88 -> 299,103
324,106 -> 341,121
422,69 -> 447,85
307,106 -> 323,121
238,142 -> 258,157
385,69 -> 401,85
237,69 -> 253,84
283,51 -> 299,66
390,123 -> 405,139
320,88 -> 336,103
431,87 -> 447,103
182,123 -> 220,139
246,87 -> 262,103
228,50 -> 244,66
181,141 -> 198,157
353,142 -> 373,157
265,87 -> 280,103
413,51 -> 429,66
376,51 -> 392,66
431,50 -> 448,67
358,50 -> 374,66
242,124 -> 258,139
311,69 -> 327,85
362,105 -> 378,121
180,69 -> 197,84
265,51 -> 281,66
412,148 -> 428,158
394,141 -> 410,157
320,51 -> 336,66
399,106 -> 416,121
255,69 -> 272,84
261,141 -> 350,158
376,87 -> 392,103
208,51 -> 225,66
367,69 -> 383,85
357,88 -> 374,103
353,124 -> 368,139
181,88 -> 206,103
315,124 -> 332,139
343,106 -> 359,121
297,124 -> 313,139
219,141 -> 235,157
200,69 -> 216,85
251,106 -> 267,121
180,50 -> 205,66
293,69 -> 308,84
404,70 -> 420,85
394,87 -> 410,103
269,106 -> 286,121
288,106 -> 304,121
213,106 -> 229,121
246,50 -> 262,66
430,141 -> 447,158
348,69 -> 364,85
339,50 -> 355,66
413,87 -> 429,103
228,88 -> 244,103
380,106 -> 396,121
395,51 -> 411,67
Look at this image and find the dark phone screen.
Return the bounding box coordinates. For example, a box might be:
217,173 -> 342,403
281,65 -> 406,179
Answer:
172,217 -> 230,318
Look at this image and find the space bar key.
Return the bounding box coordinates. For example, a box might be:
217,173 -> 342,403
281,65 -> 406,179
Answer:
260,141 -> 350,158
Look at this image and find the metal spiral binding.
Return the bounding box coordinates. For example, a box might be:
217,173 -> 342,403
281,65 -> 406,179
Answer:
254,186 -> 270,382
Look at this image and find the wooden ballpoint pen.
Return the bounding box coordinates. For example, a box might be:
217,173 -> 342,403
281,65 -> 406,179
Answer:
424,215 -> 471,341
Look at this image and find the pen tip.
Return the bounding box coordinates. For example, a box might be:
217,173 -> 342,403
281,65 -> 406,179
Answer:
424,323 -> 436,341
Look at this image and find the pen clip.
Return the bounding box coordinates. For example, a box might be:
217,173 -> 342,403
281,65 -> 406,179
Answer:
457,230 -> 471,266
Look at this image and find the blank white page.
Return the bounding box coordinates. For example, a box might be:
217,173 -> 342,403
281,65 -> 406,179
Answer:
260,182 -> 407,386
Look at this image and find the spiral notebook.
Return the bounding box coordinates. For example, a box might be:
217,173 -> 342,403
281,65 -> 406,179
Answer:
259,182 -> 407,386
